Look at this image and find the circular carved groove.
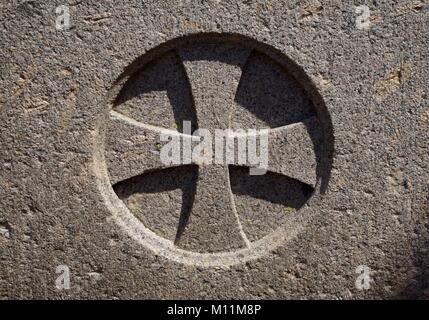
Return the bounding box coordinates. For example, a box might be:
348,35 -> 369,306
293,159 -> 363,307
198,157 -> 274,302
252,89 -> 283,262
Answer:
94,33 -> 333,267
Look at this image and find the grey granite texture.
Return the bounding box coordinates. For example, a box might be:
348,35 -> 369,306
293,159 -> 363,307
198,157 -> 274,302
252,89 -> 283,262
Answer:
0,0 -> 428,299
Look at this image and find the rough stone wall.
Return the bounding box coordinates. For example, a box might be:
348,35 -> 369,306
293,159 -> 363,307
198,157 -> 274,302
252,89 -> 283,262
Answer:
0,0 -> 428,299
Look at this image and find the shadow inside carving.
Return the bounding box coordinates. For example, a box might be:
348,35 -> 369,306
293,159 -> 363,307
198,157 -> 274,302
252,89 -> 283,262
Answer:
113,165 -> 198,243
229,165 -> 314,208
114,51 -> 198,133
234,51 -> 315,129
229,165 -> 314,241
177,42 -> 250,67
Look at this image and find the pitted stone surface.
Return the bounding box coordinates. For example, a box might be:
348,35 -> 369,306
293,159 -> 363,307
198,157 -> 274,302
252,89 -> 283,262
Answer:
0,0 -> 428,299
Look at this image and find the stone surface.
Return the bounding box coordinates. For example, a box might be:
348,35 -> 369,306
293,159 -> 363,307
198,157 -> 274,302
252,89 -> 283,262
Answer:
0,0 -> 428,299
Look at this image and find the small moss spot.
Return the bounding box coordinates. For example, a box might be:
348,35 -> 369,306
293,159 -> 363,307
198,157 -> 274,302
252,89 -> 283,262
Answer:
130,207 -> 141,215
284,206 -> 295,214
155,142 -> 163,151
